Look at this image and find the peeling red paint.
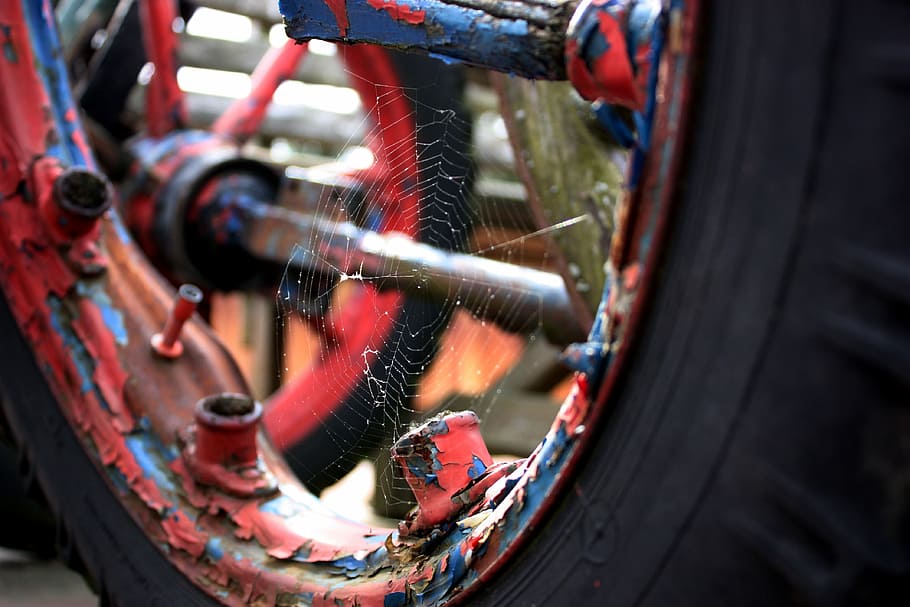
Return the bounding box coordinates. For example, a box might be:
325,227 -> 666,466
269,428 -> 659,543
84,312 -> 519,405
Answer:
366,0 -> 426,25
232,503 -> 307,559
73,299 -> 134,431
0,2 -> 705,605
565,2 -> 644,110
162,510 -> 208,558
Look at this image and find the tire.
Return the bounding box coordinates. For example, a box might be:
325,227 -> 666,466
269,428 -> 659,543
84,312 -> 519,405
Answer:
1,1 -> 908,606
469,2 -> 910,605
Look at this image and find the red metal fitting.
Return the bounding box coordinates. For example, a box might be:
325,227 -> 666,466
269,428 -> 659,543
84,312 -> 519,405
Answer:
39,165 -> 114,240
393,411 -> 514,536
182,393 -> 277,497
151,283 -> 203,358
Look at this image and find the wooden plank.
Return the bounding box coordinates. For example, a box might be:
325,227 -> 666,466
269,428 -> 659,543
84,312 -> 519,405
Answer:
179,34 -> 351,88
183,91 -> 367,146
495,75 -> 627,315
201,0 -> 282,23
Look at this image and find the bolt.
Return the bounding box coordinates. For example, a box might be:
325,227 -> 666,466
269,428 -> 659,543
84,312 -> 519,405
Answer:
51,168 -> 113,239
194,393 -> 261,468
151,283 -> 203,358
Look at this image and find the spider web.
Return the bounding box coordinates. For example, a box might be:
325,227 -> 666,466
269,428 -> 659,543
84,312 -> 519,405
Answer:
267,52 -> 587,519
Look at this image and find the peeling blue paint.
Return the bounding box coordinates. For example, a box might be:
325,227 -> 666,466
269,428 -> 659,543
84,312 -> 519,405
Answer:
22,0 -> 90,168
325,546 -> 388,577
47,295 -> 95,394
281,0 -> 558,79
466,455 -> 486,480
125,432 -> 179,496
75,280 -> 128,345
205,537 -> 224,561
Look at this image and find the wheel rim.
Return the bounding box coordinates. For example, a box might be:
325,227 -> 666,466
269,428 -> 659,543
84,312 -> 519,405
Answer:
0,1 -> 704,605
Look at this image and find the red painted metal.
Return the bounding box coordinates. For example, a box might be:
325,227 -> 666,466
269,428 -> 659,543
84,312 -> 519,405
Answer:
366,0 -> 427,25
182,393 -> 277,496
565,0 -> 656,111
44,166 -> 112,239
139,0 -> 186,137
151,282 -> 203,358
194,394 -> 260,467
264,43 -> 416,449
324,0 -> 351,36
393,411 -> 491,534
212,39 -> 309,145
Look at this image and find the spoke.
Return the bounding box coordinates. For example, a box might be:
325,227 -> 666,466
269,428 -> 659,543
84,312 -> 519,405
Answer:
212,39 -> 309,145
139,0 -> 186,137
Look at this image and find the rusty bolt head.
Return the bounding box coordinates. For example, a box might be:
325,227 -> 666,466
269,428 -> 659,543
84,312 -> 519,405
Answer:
53,168 -> 112,219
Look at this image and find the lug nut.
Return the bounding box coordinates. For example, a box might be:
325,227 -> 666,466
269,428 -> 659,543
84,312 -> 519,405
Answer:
194,393 -> 261,468
151,283 -> 203,358
50,167 -> 113,239
182,393 -> 276,497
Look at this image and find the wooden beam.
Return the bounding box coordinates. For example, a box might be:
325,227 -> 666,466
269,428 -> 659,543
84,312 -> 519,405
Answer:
179,35 -> 351,88
200,0 -> 282,23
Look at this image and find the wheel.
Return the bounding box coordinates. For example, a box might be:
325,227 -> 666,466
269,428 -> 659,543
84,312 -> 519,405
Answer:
0,1 -> 907,606
69,0 -> 474,493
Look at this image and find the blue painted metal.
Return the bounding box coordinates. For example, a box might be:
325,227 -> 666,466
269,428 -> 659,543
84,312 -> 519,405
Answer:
279,0 -> 565,79
22,0 -> 91,168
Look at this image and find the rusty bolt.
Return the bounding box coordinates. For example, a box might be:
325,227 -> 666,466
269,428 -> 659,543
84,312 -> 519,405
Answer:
51,168 -> 113,238
182,393 -> 276,496
194,393 -> 261,468
151,283 -> 203,358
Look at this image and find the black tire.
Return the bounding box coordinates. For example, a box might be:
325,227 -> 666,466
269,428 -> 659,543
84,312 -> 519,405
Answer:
2,1 -> 908,606
470,2 -> 910,605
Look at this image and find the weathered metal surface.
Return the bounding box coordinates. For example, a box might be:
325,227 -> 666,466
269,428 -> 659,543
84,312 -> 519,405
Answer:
565,0 -> 662,110
392,411 -> 517,536
181,393 -> 277,496
280,0 -> 577,80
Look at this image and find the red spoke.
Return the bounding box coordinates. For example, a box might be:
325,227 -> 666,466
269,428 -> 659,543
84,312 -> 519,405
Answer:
139,0 -> 186,137
211,40 -> 309,145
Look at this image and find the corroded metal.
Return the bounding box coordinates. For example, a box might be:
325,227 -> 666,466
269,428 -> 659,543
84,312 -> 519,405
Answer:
281,0 -> 578,80
181,393 -> 277,497
392,411 -> 517,536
